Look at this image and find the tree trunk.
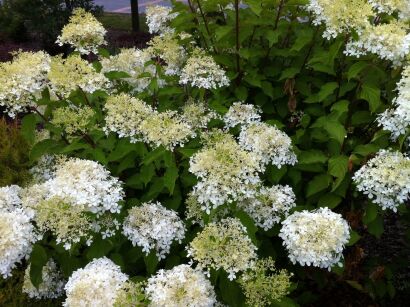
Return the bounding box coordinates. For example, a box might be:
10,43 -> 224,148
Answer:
130,0 -> 139,32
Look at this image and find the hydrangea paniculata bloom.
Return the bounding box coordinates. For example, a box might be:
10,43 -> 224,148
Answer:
187,217 -> 257,280
223,102 -> 261,129
103,93 -> 154,142
29,155 -> 57,184
180,49 -> 230,89
0,185 -> 22,211
279,207 -> 350,269
48,55 -> 110,98
0,51 -> 50,117
123,202 -> 186,259
138,111 -> 196,151
181,99 -> 219,130
239,122 -> 298,169
238,185 -> 297,231
56,8 -> 107,54
145,264 -> 217,306
32,197 -> 94,250
44,157 -> 124,214
100,48 -> 162,93
147,33 -> 186,76
353,149 -> 410,211
23,259 -> 65,299
306,0 -> 374,39
64,257 -> 128,307
378,65 -> 410,139
0,208 -> 37,278
51,106 -> 95,136
145,5 -> 178,34
368,0 -> 410,17
344,20 -> 410,66
238,258 -> 292,307
189,131 -> 262,211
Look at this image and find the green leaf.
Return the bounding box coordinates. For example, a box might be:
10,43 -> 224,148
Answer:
306,174 -> 332,198
362,203 -> 378,225
367,215 -> 384,238
30,139 -> 64,161
353,144 -> 380,157
359,84 -> 381,112
324,120 -> 347,145
266,30 -> 280,47
291,28 -> 314,52
164,164 -> 179,195
298,150 -> 328,164
215,25 -> 232,41
140,163 -> 156,187
142,147 -> 166,165
108,139 -> 138,162
86,238 -> 113,260
21,114 -> 37,144
318,193 -> 342,209
347,62 -> 368,80
245,0 -> 262,15
279,67 -> 300,80
305,82 -> 338,103
347,230 -> 361,246
29,245 -> 48,288
328,155 -> 349,178
144,251 -> 159,275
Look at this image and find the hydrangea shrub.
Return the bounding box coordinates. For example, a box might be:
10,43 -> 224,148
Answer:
0,1 -> 410,305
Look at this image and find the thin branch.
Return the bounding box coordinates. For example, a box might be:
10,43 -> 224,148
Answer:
235,0 -> 241,76
196,0 -> 218,53
187,0 -> 210,50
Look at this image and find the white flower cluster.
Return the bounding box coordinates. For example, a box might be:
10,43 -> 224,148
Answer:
368,0 -> 410,17
48,54 -> 110,98
100,48 -> 161,93
0,185 -> 22,211
187,218 -> 258,280
238,185 -> 296,231
145,264 -> 217,307
378,65 -> 410,139
0,51 -> 50,117
64,257 -> 128,307
344,20 -> 410,66
182,100 -> 219,130
44,157 -> 124,214
146,5 -> 178,34
147,33 -> 186,76
223,102 -> 261,129
56,8 -> 107,54
180,49 -> 230,89
189,131 -> 262,212
279,207 -> 350,269
103,93 -> 154,142
139,111 -> 196,151
123,202 -> 186,259
104,94 -> 195,150
353,149 -> 410,211
0,207 -> 37,278
23,259 -> 65,299
29,155 -> 57,184
306,0 -> 374,39
239,122 -> 297,169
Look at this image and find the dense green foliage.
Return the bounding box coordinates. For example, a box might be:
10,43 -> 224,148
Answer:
2,0 -> 409,305
0,118 -> 31,186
